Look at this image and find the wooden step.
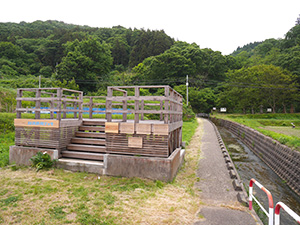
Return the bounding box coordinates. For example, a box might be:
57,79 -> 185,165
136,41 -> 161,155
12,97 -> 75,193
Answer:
61,151 -> 104,161
78,126 -> 105,132
71,137 -> 105,145
83,120 -> 106,126
75,131 -> 106,139
67,144 -> 106,153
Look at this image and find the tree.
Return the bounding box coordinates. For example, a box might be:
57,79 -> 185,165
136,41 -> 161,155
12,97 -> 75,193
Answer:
55,38 -> 112,93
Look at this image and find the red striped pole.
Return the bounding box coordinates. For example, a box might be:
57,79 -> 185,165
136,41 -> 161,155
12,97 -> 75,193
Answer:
249,178 -> 274,225
275,202 -> 300,225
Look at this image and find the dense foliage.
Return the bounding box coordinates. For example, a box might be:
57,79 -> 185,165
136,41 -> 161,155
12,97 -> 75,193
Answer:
1,20 -> 300,113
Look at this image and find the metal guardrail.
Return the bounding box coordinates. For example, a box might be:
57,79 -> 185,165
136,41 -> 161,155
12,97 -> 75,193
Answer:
274,202 -> 300,225
249,178 -> 300,225
249,178 -> 274,225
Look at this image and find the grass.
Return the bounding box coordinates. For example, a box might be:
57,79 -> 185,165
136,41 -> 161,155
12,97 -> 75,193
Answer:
213,113 -> 300,151
0,114 -> 201,224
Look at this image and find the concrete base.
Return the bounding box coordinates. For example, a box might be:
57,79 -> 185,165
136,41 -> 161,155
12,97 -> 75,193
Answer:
9,146 -> 58,166
105,148 -> 185,182
9,145 -> 185,182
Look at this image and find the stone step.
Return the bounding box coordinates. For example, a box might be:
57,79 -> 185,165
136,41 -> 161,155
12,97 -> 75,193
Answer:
71,137 -> 105,145
61,151 -> 104,161
67,144 -> 106,153
56,158 -> 105,174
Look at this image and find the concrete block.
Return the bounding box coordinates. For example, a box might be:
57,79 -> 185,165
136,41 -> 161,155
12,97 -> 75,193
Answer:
224,156 -> 231,163
229,169 -> 237,179
9,146 -> 58,166
56,158 -> 105,174
237,192 -> 248,206
227,162 -> 234,170
232,179 -> 242,191
105,148 -> 183,182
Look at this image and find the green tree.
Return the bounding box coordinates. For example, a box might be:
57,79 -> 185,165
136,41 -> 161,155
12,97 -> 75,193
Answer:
55,38 -> 112,93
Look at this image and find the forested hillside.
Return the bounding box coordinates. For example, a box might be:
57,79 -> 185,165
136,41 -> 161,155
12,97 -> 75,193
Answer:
0,20 -> 300,113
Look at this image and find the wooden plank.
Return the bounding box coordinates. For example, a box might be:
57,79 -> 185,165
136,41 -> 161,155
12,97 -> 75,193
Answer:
79,126 -> 105,132
61,151 -> 104,161
14,119 -> 59,129
128,137 -> 143,148
67,144 -> 106,152
75,131 -> 105,138
71,138 -> 105,145
83,120 -> 105,126
120,123 -> 134,134
136,123 -> 151,134
153,124 -> 169,135
105,122 -> 119,133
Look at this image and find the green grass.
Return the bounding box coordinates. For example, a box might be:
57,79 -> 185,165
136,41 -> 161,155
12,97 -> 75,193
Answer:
0,113 -> 201,224
214,113 -> 300,151
182,118 -> 198,146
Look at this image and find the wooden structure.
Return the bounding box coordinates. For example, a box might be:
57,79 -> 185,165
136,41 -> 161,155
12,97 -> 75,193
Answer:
13,86 -> 183,165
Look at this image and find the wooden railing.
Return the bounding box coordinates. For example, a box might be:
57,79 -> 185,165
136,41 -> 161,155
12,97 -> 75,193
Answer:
15,86 -> 183,123
16,88 -> 83,120
106,85 -> 183,124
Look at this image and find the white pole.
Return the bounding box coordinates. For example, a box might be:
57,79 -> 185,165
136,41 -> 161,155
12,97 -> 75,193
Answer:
39,75 -> 41,88
186,75 -> 189,106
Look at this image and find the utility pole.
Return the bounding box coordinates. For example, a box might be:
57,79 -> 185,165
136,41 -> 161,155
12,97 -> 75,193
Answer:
186,75 -> 189,106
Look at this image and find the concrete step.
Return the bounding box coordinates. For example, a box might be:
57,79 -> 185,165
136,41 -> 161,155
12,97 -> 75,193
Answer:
75,131 -> 106,139
78,126 -> 105,132
56,158 -> 105,174
67,144 -> 106,153
71,137 -> 105,145
61,151 -> 104,161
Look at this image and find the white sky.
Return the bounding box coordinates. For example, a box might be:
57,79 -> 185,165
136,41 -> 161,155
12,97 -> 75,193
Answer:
1,0 -> 300,55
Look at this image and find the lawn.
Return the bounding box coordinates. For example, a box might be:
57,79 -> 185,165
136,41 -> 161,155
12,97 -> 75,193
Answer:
213,113 -> 300,151
0,114 -> 201,224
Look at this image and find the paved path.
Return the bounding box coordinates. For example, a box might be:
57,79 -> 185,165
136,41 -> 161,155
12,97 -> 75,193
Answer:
194,118 -> 262,225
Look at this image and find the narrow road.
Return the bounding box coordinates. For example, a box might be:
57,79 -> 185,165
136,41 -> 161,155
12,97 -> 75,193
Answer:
194,118 -> 261,225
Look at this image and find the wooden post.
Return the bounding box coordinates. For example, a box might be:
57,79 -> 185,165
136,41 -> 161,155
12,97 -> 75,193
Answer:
62,97 -> 67,119
122,92 -> 127,122
164,86 -> 169,124
79,92 -> 83,120
89,97 -> 93,119
134,87 -> 140,124
50,93 -> 54,119
56,88 -> 62,121
35,89 -> 41,119
160,100 -> 163,121
74,96 -> 78,119
16,89 -> 23,118
140,100 -> 144,120
106,87 -> 112,122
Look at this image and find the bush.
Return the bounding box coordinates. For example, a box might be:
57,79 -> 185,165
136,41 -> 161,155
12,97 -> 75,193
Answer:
30,152 -> 55,171
183,104 -> 195,122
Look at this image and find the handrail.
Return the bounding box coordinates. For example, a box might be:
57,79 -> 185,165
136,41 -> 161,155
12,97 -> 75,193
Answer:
249,178 -> 274,225
274,202 -> 300,225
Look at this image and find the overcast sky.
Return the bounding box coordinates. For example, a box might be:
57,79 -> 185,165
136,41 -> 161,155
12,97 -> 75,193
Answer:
1,0 -> 300,55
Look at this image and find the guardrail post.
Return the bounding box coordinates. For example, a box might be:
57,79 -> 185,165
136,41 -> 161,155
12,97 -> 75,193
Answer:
249,178 -> 274,225
275,202 -> 300,225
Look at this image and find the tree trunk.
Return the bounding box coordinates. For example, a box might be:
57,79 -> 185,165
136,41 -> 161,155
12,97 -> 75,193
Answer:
260,105 -> 263,114
290,104 -> 295,113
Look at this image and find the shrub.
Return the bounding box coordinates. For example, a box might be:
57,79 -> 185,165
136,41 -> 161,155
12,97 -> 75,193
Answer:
30,152 -> 55,171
